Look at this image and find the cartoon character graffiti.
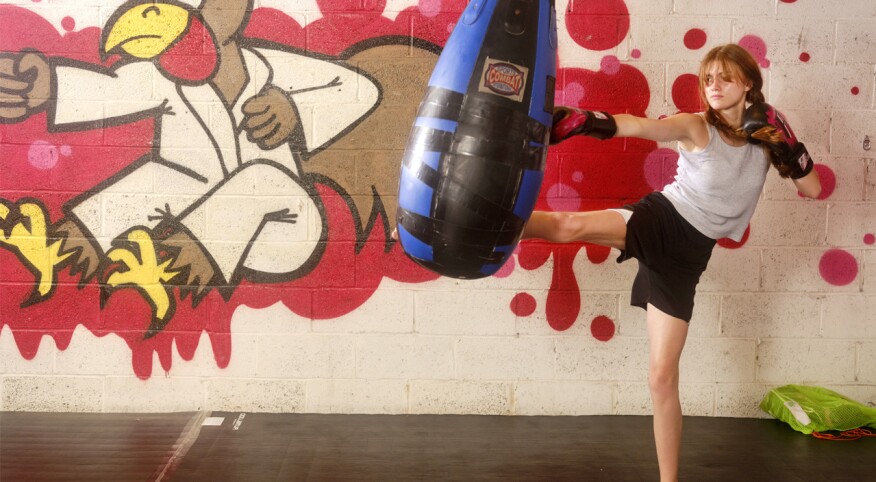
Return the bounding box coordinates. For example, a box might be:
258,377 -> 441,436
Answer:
0,0 -> 399,335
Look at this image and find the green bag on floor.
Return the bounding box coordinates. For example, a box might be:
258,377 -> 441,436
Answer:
760,384 -> 876,435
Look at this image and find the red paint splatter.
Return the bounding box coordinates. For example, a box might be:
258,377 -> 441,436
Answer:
819,249 -> 858,286
545,246 -> 583,331
590,315 -> 615,342
510,293 -> 537,317
717,225 -> 750,249
565,0 -> 630,51
799,52 -> 810,62
671,73 -> 701,113
683,29 -> 707,50
61,16 -> 75,32
519,58 -> 655,332
631,49 -> 641,59
864,234 -> 875,245
851,87 -> 860,95
738,35 -> 770,68
586,245 -> 611,264
799,164 -> 835,200
780,0 -> 797,3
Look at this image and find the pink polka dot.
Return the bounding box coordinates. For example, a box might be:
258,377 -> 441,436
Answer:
851,87 -> 860,95
546,183 -> 582,211
28,140 -> 60,170
601,55 -> 621,75
494,255 -> 515,278
558,82 -> 585,106
510,293 -> 537,317
61,16 -> 75,31
631,49 -> 641,59
739,35 -> 770,68
572,171 -> 584,183
799,52 -> 810,62
643,148 -> 679,190
590,315 -> 615,342
863,234 -> 875,245
418,0 -> 442,17
819,249 -> 858,286
60,145 -> 73,157
683,29 -> 707,50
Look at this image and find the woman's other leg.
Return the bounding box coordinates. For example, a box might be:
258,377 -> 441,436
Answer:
522,210 -> 627,250
646,303 -> 690,482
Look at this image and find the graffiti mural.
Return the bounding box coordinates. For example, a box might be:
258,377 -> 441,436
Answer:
0,0 -> 449,377
0,0 -> 855,378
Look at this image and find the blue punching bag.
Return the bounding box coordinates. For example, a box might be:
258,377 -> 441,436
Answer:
396,0 -> 558,279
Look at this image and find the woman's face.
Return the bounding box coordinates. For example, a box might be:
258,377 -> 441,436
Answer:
702,61 -> 750,111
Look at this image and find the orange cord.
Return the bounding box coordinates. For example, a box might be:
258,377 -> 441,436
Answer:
812,428 -> 876,441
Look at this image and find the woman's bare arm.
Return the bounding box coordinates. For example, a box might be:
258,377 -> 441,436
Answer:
613,112 -> 709,148
793,168 -> 822,199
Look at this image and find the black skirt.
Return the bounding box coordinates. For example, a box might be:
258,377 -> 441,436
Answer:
616,192 -> 716,322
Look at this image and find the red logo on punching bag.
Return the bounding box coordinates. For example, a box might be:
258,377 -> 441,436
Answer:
480,57 -> 528,102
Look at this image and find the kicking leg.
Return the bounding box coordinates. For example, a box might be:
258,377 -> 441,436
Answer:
646,303 -> 689,482
522,210 -> 628,250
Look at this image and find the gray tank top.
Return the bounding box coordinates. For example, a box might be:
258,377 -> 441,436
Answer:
661,119 -> 770,241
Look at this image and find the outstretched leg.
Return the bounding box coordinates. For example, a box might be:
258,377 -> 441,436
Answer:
646,303 -> 689,482
522,210 -> 628,250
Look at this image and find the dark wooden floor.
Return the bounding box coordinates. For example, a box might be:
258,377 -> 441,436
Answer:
1,412 -> 873,481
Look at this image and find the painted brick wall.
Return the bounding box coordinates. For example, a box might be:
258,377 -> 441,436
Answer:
0,0 -> 874,419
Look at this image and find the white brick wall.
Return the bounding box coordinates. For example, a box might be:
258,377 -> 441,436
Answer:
1,0 -> 875,420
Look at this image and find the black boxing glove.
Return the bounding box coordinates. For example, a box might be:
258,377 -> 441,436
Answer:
550,106 -> 617,144
742,102 -> 813,179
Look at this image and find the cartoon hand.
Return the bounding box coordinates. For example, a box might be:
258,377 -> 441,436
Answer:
240,85 -> 300,150
0,51 -> 52,123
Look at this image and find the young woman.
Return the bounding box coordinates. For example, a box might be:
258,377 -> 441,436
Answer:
523,44 -> 821,481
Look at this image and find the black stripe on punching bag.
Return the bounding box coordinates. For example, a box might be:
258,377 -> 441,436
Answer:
417,86 -> 465,122
397,207 -> 520,253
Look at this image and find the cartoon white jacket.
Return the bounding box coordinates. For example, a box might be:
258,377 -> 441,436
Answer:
50,47 -> 379,282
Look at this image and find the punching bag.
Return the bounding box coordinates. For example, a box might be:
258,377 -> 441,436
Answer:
396,0 -> 558,279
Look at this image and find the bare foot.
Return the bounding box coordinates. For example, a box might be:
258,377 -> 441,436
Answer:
391,228 -> 399,241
